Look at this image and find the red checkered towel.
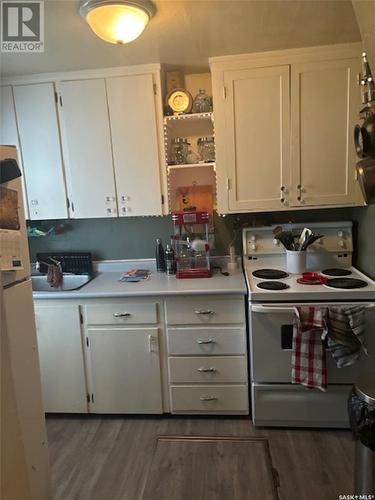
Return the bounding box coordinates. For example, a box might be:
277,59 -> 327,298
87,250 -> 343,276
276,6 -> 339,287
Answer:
292,306 -> 328,392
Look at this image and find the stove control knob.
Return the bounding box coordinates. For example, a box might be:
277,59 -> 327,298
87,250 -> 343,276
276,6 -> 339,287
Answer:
338,240 -> 345,248
273,238 -> 279,246
251,243 -> 257,251
250,235 -> 256,242
338,231 -> 344,238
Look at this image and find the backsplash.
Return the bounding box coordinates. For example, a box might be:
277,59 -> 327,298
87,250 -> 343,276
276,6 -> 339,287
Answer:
28,206 -> 374,278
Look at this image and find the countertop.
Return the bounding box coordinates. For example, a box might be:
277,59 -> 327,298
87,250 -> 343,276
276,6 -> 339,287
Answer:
32,266 -> 247,300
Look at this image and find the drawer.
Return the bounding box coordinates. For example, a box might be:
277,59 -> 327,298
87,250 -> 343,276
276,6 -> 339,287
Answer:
170,385 -> 249,413
85,302 -> 157,325
167,327 -> 246,356
252,383 -> 351,428
169,356 -> 247,384
166,295 -> 244,325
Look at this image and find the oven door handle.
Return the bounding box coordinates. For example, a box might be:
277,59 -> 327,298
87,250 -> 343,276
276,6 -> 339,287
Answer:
251,303 -> 375,314
251,305 -> 296,314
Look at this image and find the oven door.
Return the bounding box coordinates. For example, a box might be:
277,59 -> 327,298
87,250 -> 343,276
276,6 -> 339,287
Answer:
249,303 -> 375,384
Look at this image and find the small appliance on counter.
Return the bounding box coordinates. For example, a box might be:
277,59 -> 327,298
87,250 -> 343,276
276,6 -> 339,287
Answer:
172,210 -> 212,279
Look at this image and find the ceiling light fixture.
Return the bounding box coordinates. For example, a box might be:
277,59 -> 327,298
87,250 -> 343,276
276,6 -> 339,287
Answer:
79,0 -> 156,45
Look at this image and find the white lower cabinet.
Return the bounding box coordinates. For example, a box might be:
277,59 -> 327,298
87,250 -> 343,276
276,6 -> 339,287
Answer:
34,293 -> 247,415
34,303 -> 87,413
86,327 -> 162,414
165,295 -> 249,415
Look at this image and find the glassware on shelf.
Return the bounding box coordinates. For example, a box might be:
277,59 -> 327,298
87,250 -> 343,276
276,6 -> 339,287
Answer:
192,89 -> 212,113
170,137 -> 190,165
197,136 -> 215,163
186,148 -> 200,164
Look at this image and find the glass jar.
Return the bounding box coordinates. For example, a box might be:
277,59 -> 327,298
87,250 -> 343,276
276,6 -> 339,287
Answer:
192,89 -> 212,113
170,138 -> 190,165
197,137 -> 215,163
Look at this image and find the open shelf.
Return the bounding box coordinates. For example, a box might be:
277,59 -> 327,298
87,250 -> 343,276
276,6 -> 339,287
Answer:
167,162 -> 215,170
163,109 -> 217,215
163,112 -> 213,124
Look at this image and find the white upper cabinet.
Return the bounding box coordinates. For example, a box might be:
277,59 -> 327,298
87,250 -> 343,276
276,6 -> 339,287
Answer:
106,74 -> 162,216
12,83 -> 68,220
0,85 -> 29,219
221,66 -> 290,212
58,78 -> 118,219
211,44 -> 364,213
290,58 -> 362,207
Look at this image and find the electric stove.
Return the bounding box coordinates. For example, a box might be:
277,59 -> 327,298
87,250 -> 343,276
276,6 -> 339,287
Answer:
243,221 -> 375,428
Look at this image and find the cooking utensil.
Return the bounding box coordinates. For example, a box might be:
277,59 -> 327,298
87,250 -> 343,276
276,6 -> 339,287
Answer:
356,157 -> 375,204
354,114 -> 375,159
275,231 -> 296,250
300,233 -> 324,251
297,227 -> 312,251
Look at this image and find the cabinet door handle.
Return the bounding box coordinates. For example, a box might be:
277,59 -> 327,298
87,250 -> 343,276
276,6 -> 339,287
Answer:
113,312 -> 131,318
196,338 -> 215,344
199,395 -> 218,401
197,367 -> 216,373
194,310 -> 214,315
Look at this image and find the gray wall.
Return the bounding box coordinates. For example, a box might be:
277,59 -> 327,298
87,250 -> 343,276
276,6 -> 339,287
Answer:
352,205 -> 375,279
28,206 -> 374,277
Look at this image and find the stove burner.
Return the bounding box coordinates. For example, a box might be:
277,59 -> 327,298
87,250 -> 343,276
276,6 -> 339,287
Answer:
252,269 -> 289,280
321,268 -> 352,277
325,278 -> 368,289
257,281 -> 290,290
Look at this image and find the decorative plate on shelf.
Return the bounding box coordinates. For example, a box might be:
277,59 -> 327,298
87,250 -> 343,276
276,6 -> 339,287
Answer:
166,88 -> 193,115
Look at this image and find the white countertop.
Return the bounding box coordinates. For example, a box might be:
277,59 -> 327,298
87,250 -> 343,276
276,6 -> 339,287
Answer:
32,266 -> 247,300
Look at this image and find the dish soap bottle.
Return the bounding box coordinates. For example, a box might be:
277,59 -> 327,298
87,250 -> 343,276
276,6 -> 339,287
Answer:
155,238 -> 166,273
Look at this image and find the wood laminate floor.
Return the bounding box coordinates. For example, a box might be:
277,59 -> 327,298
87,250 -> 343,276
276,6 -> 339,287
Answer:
46,415 -> 354,500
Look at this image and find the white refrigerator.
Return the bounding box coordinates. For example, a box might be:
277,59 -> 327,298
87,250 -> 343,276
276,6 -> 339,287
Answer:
1,145 -> 51,500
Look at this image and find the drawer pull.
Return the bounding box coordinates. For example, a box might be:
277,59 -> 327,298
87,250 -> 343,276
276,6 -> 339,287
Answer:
113,312 -> 131,318
197,367 -> 216,373
199,395 -> 218,401
196,338 -> 215,345
194,309 -> 214,315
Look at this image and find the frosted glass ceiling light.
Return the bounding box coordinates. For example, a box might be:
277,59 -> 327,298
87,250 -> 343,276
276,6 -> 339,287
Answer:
80,0 -> 156,44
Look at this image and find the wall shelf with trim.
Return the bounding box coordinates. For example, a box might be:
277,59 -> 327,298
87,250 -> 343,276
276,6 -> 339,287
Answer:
167,162 -> 216,171
163,112 -> 217,215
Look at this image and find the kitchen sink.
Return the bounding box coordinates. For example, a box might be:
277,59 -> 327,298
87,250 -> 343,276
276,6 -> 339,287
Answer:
31,274 -> 95,292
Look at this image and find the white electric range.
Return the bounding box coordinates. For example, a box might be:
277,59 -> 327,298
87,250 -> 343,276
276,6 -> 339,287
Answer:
243,221 -> 375,428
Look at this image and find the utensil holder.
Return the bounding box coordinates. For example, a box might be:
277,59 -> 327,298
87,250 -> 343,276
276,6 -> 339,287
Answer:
286,250 -> 306,274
